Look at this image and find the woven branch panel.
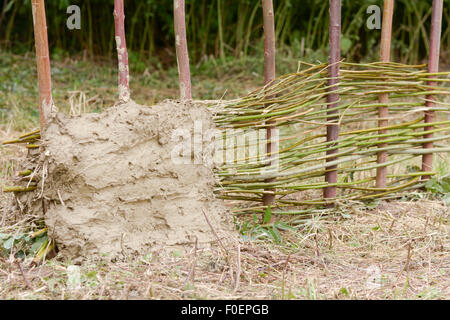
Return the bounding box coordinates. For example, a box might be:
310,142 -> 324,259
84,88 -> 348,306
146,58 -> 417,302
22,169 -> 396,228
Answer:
213,62 -> 450,215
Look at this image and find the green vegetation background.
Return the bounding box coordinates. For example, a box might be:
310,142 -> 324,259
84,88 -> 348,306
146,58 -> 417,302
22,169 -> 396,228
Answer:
0,0 -> 449,130
1,0 -> 449,66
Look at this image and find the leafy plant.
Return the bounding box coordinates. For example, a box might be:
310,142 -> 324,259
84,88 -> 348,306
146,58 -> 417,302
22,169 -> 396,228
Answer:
235,208 -> 294,244
425,176 -> 450,205
0,228 -> 53,260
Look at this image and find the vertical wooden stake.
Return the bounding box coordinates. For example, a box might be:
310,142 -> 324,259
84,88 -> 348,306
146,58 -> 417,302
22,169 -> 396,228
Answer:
174,0 -> 192,100
323,0 -> 341,202
376,0 -> 394,188
114,0 -> 130,103
262,0 -> 276,207
262,0 -> 276,87
422,0 -> 443,179
31,0 -> 53,131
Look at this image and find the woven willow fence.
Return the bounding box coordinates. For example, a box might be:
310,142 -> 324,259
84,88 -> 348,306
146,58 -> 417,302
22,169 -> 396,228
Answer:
213,62 -> 450,215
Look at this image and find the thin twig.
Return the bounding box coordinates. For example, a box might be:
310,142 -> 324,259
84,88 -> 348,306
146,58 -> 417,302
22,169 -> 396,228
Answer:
183,237 -> 198,287
201,209 -> 228,254
15,259 -> 34,291
233,244 -> 241,293
281,253 -> 291,299
397,241 -> 413,279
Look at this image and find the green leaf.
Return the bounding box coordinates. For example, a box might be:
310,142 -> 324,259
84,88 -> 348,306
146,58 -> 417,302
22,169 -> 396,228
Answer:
13,234 -> 25,240
275,221 -> 294,231
341,37 -> 352,55
263,206 -> 272,224
143,253 -> 153,262
3,237 -> 14,250
254,227 -> 271,240
258,272 -> 268,278
425,178 -> 441,193
0,233 -> 10,240
173,250 -> 181,257
30,109 -> 39,119
5,0 -> 15,13
425,177 -> 450,194
30,236 -> 47,253
268,226 -> 282,244
441,178 -> 450,193
443,194 -> 450,206
340,287 -> 349,296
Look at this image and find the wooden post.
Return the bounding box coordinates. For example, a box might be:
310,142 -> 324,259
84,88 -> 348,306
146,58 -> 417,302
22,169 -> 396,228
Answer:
114,0 -> 130,103
323,0 -> 341,202
262,0 -> 276,87
31,0 -> 53,131
174,0 -> 192,100
422,0 -> 443,179
376,0 -> 394,188
262,0 -> 276,207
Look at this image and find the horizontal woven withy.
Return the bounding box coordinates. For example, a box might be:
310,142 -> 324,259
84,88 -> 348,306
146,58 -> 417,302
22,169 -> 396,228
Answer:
213,62 -> 450,215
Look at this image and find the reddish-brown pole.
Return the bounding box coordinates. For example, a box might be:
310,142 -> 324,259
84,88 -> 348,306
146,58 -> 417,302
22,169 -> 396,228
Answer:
31,0 -> 53,131
174,0 -> 192,100
376,0 -> 394,189
114,0 -> 130,103
323,0 -> 341,201
422,0 -> 443,179
262,0 -> 276,86
262,0 -> 276,207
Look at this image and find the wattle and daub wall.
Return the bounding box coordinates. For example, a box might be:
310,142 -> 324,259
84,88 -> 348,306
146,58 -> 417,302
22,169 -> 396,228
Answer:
214,62 -> 450,215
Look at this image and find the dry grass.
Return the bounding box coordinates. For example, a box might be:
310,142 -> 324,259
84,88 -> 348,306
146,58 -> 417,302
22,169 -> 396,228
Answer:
0,195 -> 448,300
